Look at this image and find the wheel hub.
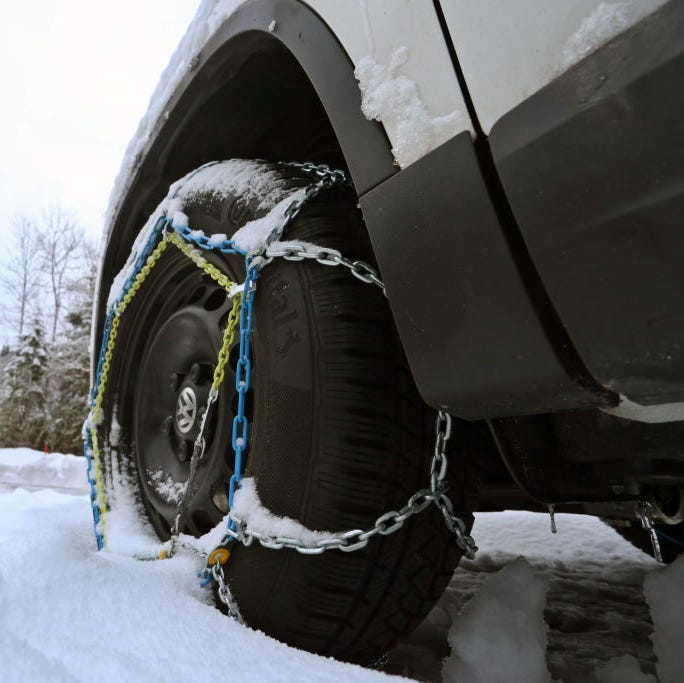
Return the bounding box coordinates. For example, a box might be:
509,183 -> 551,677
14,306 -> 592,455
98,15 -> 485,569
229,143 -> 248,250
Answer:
134,303 -> 230,526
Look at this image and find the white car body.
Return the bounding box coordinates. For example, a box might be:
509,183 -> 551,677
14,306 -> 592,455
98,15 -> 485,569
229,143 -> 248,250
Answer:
307,0 -> 666,151
109,0 -> 665,219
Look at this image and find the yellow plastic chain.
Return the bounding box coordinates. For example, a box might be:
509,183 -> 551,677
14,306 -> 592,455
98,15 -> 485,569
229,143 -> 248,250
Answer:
211,293 -> 242,396
166,231 -> 236,293
166,229 -> 242,398
89,228 -> 241,551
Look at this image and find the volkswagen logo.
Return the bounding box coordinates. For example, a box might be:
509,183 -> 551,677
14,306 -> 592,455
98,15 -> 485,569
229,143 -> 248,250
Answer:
175,387 -> 197,434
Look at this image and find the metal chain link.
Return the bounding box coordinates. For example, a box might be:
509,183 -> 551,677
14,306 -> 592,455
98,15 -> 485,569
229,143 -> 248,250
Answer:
635,500 -> 664,563
264,242 -> 386,295
170,162 -> 349,255
431,412 -> 478,558
223,411 -> 477,558
211,561 -> 245,623
211,411 -> 477,621
271,161 -> 349,244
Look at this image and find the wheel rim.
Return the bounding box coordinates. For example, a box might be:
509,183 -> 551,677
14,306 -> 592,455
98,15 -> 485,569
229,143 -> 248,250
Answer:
114,247 -> 247,537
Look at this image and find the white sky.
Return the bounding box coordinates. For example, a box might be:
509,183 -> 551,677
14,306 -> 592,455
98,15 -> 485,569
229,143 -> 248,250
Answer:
0,1 -> 201,245
0,1 -> 201,346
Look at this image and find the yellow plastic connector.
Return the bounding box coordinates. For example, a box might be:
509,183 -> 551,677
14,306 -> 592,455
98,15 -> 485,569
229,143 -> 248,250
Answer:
208,547 -> 231,566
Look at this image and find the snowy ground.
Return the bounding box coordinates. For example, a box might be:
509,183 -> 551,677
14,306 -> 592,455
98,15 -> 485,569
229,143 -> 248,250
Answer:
0,448 -> 681,683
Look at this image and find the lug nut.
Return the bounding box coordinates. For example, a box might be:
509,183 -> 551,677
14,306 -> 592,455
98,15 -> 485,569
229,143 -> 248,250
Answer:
162,416 -> 174,435
190,362 -> 212,384
212,490 -> 229,514
170,373 -> 181,392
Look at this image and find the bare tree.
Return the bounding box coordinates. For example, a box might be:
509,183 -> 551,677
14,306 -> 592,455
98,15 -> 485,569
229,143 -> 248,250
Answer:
0,206 -> 99,451
37,207 -> 84,343
0,216 -> 41,338
66,234 -> 100,317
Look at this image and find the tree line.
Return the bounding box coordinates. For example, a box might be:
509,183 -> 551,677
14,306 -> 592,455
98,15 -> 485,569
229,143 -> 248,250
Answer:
0,208 -> 99,455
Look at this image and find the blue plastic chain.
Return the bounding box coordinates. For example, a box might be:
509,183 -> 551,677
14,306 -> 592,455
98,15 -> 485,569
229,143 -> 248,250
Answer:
656,527 -> 684,549
228,261 -> 258,527
82,436 -> 104,550
84,215 -> 170,550
172,224 -> 246,257
170,223 -> 256,524
84,214 -> 250,552
172,222 -> 258,531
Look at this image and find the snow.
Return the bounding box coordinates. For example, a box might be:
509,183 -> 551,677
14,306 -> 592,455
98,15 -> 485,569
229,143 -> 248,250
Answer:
148,468 -> 187,504
442,557 -> 550,683
396,511 -> 661,683
104,453 -> 170,559
643,556 -> 684,683
230,477 -> 336,545
109,407 -> 121,447
0,447 -> 88,494
466,509 -> 655,571
563,2 -> 630,67
106,160 -> 304,310
354,47 -> 465,168
164,159 -> 290,211
104,0 -> 467,231
603,393 -> 684,424
231,187 -> 307,253
562,2 -> 658,68
0,450 -> 403,682
0,487 -> 397,683
1,450 -> 682,682
208,232 -> 229,245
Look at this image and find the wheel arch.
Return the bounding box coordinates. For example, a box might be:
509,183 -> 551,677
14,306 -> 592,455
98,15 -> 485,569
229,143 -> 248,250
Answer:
97,0 -> 396,353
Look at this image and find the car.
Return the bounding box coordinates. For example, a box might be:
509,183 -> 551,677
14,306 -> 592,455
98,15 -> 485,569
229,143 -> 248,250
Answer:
89,0 -> 684,666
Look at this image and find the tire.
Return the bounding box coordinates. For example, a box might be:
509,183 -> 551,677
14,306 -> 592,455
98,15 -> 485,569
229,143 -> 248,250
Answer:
102,163 -> 480,665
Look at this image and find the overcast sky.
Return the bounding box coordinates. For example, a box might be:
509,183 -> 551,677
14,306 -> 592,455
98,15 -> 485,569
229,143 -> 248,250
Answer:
0,1 -> 201,346
0,1 -> 201,245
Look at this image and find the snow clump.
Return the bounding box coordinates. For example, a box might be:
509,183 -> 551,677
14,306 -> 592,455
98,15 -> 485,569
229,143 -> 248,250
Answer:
562,2 -> 659,68
230,187 -> 307,253
231,477 -> 337,546
106,160 -> 305,310
148,469 -> 187,504
355,47 -> 464,168
643,555 -> 684,683
103,455 -> 161,558
0,448 -> 88,494
442,556 -> 550,683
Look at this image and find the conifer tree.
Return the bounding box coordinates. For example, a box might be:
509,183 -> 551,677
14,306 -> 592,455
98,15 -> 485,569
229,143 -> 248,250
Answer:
0,320 -> 49,448
48,310 -> 91,454
46,242 -> 97,454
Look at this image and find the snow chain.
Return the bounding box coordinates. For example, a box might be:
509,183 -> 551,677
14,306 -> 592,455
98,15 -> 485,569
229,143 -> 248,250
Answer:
84,161 -> 477,626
